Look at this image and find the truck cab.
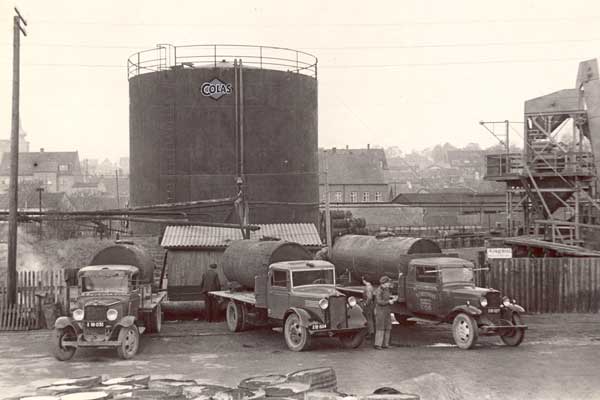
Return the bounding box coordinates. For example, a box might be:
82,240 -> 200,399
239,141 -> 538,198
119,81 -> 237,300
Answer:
396,257 -> 527,349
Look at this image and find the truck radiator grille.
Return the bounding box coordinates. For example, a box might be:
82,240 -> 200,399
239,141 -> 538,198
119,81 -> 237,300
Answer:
328,296 -> 348,329
485,292 -> 501,308
85,305 -> 107,321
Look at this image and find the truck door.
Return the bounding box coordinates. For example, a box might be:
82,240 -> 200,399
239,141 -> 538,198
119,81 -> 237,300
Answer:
406,265 -> 440,316
267,269 -> 290,320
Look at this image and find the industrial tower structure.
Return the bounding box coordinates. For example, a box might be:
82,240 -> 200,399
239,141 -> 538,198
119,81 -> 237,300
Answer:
485,59 -> 600,252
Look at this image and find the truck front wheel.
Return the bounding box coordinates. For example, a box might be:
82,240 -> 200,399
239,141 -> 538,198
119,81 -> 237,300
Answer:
338,329 -> 366,349
53,327 -> 77,361
116,325 -> 140,359
452,313 -> 479,350
500,313 -> 525,347
226,300 -> 246,332
284,313 -> 311,352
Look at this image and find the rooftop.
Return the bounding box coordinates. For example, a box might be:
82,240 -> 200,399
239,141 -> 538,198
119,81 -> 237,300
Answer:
318,148 -> 388,185
0,151 -> 81,176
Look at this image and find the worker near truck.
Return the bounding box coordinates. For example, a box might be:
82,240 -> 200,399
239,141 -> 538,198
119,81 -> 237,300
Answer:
373,276 -> 394,349
200,263 -> 221,322
361,277 -> 375,339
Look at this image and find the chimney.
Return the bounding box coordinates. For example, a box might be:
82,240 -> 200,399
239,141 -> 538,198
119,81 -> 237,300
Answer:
367,144 -> 370,150
40,148 -> 44,152
346,145 -> 349,149
332,147 -> 336,153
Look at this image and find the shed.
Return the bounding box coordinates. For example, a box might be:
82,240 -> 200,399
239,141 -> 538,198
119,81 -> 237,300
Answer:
160,223 -> 322,301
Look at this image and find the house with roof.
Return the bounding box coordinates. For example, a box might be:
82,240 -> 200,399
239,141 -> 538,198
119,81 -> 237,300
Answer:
0,149 -> 83,193
160,223 -> 323,301
318,146 -> 389,203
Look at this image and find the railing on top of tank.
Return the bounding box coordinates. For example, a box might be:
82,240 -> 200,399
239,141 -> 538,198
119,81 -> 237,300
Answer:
127,44 -> 318,79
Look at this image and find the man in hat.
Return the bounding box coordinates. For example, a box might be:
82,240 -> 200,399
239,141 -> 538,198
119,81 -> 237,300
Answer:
373,275 -> 395,349
200,263 -> 221,322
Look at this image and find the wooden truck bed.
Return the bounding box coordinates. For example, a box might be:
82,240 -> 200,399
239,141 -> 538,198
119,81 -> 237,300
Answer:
210,290 -> 257,305
141,291 -> 167,311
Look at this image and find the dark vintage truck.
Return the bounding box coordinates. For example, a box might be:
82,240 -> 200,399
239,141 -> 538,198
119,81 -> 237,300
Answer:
210,239 -> 367,351
53,242 -> 166,360
332,235 -> 527,349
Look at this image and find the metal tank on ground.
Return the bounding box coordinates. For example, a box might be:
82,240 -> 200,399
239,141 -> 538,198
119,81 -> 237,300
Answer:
128,45 -> 319,230
330,234 -> 443,283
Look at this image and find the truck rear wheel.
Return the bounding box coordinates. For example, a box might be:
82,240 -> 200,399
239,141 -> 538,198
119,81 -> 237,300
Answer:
53,327 -> 77,361
147,303 -> 162,334
284,313 -> 311,352
500,313 -> 525,347
117,325 -> 140,359
338,329 -> 366,349
226,300 -> 246,332
452,313 -> 478,350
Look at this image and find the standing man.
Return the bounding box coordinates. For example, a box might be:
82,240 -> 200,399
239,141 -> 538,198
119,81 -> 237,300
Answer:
200,263 -> 221,322
361,277 -> 375,339
373,276 -> 394,349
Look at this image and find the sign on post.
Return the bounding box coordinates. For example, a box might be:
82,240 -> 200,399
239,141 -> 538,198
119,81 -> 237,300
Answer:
486,248 -> 513,259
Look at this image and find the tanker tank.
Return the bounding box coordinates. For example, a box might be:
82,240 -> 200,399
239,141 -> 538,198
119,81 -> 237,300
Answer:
330,235 -> 443,284
89,243 -> 156,285
222,239 -> 313,289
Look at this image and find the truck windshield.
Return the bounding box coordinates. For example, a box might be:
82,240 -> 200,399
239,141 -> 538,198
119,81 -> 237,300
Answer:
440,267 -> 474,284
81,273 -> 129,292
292,269 -> 335,287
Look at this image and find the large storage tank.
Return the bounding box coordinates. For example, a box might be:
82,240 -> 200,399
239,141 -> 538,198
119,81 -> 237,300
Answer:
221,239 -> 313,289
331,235 -> 442,283
89,243 -> 156,284
128,45 -> 319,228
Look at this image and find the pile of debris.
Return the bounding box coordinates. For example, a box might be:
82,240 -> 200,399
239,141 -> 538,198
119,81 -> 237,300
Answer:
11,368 -> 463,400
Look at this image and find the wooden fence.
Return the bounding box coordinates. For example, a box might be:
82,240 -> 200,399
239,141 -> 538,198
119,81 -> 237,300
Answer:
0,269 -> 66,331
475,258 -> 600,313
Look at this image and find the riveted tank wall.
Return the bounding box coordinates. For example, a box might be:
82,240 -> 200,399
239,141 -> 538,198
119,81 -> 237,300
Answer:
221,239 -> 313,289
89,244 -> 156,284
330,235 -> 442,283
129,66 -> 318,227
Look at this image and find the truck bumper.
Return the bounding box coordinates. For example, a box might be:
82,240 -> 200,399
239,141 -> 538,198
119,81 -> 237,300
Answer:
480,324 -> 528,336
308,327 -> 365,337
61,335 -> 122,348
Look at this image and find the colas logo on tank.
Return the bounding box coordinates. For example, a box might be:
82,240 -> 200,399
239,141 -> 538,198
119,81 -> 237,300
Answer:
200,78 -> 232,100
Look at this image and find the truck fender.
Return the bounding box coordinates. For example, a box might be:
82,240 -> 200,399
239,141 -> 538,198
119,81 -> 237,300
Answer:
449,305 -> 482,319
284,307 -> 312,328
54,316 -> 79,332
347,304 -> 368,329
504,303 -> 525,313
114,315 -> 136,329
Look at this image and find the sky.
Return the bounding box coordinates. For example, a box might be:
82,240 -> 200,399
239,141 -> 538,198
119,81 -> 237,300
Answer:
1,0 -> 600,162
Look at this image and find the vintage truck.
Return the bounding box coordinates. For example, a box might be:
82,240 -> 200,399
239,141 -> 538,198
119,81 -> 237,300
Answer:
332,234 -> 527,349
210,239 -> 367,351
53,242 -> 166,360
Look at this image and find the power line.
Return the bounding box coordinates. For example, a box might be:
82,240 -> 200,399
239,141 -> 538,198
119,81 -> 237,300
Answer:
2,37 -> 600,51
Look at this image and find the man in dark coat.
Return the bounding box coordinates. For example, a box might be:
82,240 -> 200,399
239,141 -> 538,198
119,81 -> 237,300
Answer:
373,275 -> 394,349
200,263 -> 221,322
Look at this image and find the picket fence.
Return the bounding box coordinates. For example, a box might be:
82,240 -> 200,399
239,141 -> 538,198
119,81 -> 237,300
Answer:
475,258 -> 600,313
0,269 -> 66,331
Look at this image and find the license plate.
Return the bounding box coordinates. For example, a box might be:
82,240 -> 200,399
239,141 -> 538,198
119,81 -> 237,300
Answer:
86,321 -> 105,328
310,323 -> 327,330
487,308 -> 500,314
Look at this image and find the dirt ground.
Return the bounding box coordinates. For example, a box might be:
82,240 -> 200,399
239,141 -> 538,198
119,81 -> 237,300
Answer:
1,313 -> 599,400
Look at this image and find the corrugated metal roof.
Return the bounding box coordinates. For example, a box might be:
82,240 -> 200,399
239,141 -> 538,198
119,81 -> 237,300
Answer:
161,223 -> 323,249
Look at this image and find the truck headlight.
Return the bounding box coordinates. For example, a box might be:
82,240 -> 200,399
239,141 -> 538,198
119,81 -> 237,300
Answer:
318,298 -> 329,310
106,308 -> 118,321
347,296 -> 357,307
480,297 -> 488,307
502,296 -> 511,307
73,309 -> 84,321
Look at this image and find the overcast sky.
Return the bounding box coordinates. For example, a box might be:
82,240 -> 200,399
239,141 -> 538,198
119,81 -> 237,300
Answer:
1,0 -> 599,162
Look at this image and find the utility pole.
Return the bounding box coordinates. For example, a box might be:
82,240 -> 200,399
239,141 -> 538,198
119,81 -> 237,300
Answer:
7,8 -> 27,306
115,169 -> 120,208
324,151 -> 332,251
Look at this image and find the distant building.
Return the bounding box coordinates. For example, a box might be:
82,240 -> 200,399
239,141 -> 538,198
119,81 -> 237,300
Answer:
0,149 -> 83,193
0,189 -> 74,212
69,180 -> 107,195
446,149 -> 484,169
318,146 -> 389,203
119,157 -> 129,175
